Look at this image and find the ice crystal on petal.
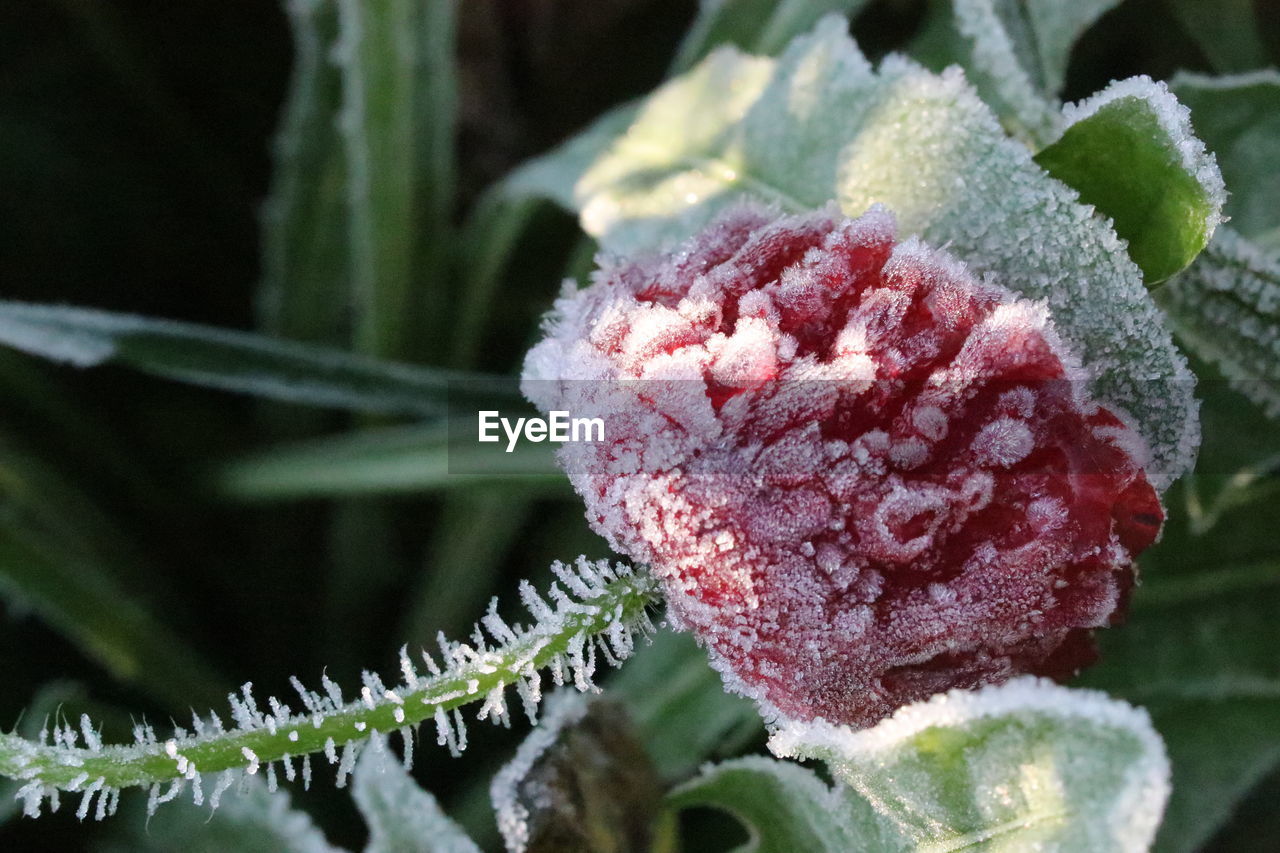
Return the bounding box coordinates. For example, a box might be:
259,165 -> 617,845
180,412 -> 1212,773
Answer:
523,206 -> 1163,728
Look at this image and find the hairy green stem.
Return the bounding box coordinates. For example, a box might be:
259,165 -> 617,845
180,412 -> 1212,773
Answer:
0,562 -> 659,812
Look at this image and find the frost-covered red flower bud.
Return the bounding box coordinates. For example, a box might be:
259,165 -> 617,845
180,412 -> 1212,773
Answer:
523,205 -> 1163,729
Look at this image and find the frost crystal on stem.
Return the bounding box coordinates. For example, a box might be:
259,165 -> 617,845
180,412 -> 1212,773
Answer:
523,205 -> 1163,728
0,558 -> 657,817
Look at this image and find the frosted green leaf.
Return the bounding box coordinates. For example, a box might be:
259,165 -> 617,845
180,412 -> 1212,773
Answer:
105,776 -> 347,853
258,0 -> 349,347
0,301 -> 512,418
950,0 -> 1084,142
1036,76 -> 1225,283
353,738 -> 480,853
769,678 -> 1171,853
922,0 -> 1120,144
1159,228 -> 1280,418
574,18 -> 1199,487
668,756 -> 901,852
1170,70 -> 1280,249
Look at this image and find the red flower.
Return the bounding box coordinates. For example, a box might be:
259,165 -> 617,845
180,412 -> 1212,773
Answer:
523,206 -> 1163,728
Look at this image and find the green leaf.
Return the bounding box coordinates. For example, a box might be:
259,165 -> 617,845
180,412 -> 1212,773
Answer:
353,738 -> 480,853
670,0 -> 871,74
0,428 -> 225,711
0,521 -> 224,712
1168,356 -> 1280,537
1169,0 -> 1270,75
0,301 -> 514,418
335,0 -> 457,361
1080,563 -> 1280,853
667,757 -> 881,852
955,0 -> 1122,143
1170,69 -> 1280,248
609,630 -> 762,781
768,678 -> 1171,852
1034,76 -> 1226,284
403,490 -> 534,644
258,0 -> 350,346
1158,228 -> 1280,418
214,423 -> 567,501
570,19 -> 1198,488
102,776 -> 347,853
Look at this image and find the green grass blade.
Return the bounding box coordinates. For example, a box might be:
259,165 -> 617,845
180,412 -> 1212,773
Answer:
403,490 -> 533,644
335,0 -> 457,361
215,423 -> 567,501
259,0 -> 350,345
0,521 -> 224,712
0,301 -> 518,417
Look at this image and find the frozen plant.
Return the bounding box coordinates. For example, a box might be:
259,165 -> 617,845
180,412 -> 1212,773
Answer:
524,204 -> 1163,727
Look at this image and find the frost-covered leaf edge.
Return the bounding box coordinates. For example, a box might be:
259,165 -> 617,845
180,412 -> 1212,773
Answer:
353,736 -> 481,853
769,677 -> 1171,852
1037,75 -> 1225,283
1159,227 -> 1280,419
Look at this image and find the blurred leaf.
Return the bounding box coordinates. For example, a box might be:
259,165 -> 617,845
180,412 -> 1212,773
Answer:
215,422 -> 567,501
0,301 -> 517,417
99,775 -> 346,853
0,427 -> 224,710
404,490 -> 533,644
570,19 -> 1198,488
449,193 -> 545,368
668,756 -> 887,852
353,737 -> 480,853
0,519 -> 223,711
335,0 -> 457,361
259,0 -> 350,345
767,678 -> 1170,852
1169,0 -> 1269,75
1183,373 -> 1280,537
609,629 -> 761,780
1158,228 -> 1280,418
1081,562 -> 1280,853
1035,77 -> 1225,284
1171,69 -> 1280,248
491,694 -> 674,853
670,0 -> 870,74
